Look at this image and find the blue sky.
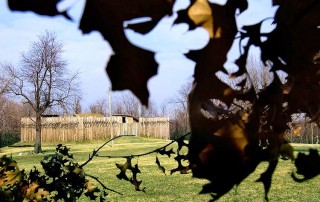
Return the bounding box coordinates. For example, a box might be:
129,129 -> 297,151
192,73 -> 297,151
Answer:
0,0 -> 279,110
0,0 -> 200,110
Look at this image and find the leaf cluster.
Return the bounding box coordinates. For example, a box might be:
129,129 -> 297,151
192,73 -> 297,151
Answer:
5,1 -> 320,201
0,145 -> 106,201
112,134 -> 191,192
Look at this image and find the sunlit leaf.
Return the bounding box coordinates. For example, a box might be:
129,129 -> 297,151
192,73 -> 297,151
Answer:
84,180 -> 100,200
0,155 -> 23,201
24,182 -> 51,201
4,1 -> 320,201
188,0 -> 214,38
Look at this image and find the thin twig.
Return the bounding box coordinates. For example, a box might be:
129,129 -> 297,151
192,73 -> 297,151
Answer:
96,133 -> 191,159
80,135 -> 135,168
85,173 -> 123,195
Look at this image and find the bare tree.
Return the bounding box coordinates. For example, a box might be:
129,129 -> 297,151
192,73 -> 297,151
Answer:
89,98 -> 108,115
113,92 -> 141,117
159,98 -> 170,117
140,100 -> 159,117
169,81 -> 192,136
0,96 -> 29,147
169,81 -> 191,111
72,97 -> 82,114
246,56 -> 274,92
2,31 -> 81,153
112,91 -> 160,117
0,69 -> 11,96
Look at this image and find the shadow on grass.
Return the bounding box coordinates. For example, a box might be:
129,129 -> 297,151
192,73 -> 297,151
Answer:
0,132 -> 21,148
8,144 -> 34,148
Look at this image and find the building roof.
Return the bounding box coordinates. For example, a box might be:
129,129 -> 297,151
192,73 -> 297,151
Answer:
112,114 -> 139,122
73,113 -> 104,117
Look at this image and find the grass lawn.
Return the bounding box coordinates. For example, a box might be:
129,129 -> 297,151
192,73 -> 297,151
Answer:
1,137 -> 319,202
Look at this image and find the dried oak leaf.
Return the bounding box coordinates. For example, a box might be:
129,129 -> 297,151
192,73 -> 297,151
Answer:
158,148 -> 175,157
115,158 -> 145,191
170,154 -> 189,175
56,144 -> 73,159
0,156 -> 22,187
188,0 -> 214,38
176,138 -> 189,152
84,180 -> 100,200
40,154 -> 65,178
175,0 -> 247,62
40,145 -> 86,201
0,156 -> 23,201
8,0 -> 72,20
24,182 -> 51,202
129,178 -> 145,192
79,0 -> 174,105
185,0 -> 320,201
26,167 -> 47,188
155,156 -> 166,175
261,0 -> 320,118
130,164 -> 145,192
99,190 -> 108,202
115,157 -> 133,181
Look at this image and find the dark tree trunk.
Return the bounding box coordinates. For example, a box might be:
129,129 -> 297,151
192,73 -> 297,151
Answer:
34,113 -> 42,153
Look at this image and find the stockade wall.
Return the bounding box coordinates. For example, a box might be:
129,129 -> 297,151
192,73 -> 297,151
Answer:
20,116 -> 170,142
139,117 -> 170,139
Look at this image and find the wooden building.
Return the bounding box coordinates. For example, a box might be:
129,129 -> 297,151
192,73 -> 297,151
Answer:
20,115 -> 170,142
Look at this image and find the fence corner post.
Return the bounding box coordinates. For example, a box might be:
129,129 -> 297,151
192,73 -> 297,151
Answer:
78,117 -> 84,141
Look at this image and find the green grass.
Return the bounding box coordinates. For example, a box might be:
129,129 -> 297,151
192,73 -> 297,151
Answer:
1,137 -> 319,201
291,143 -> 320,152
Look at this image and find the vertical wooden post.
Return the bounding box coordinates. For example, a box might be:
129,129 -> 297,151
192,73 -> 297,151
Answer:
108,86 -> 114,146
311,123 -> 314,144
78,117 -> 84,141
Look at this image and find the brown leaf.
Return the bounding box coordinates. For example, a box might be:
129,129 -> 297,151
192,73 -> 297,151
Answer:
79,0 -> 174,105
130,164 -> 145,192
262,0 -> 320,118
155,156 -> 166,175
158,148 -> 175,158
84,180 -> 100,200
8,0 -> 72,20
0,155 -> 22,191
115,157 -> 133,181
25,182 -> 50,201
188,0 -> 214,38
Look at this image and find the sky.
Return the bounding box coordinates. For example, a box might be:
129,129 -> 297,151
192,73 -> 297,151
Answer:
0,0 -> 200,110
0,0 -> 279,111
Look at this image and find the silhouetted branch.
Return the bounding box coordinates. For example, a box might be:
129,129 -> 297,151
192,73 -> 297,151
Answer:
85,173 -> 123,195
96,133 -> 191,159
80,135 -> 135,168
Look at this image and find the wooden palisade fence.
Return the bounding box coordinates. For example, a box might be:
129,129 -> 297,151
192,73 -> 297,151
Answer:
287,122 -> 320,144
21,116 -> 170,142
